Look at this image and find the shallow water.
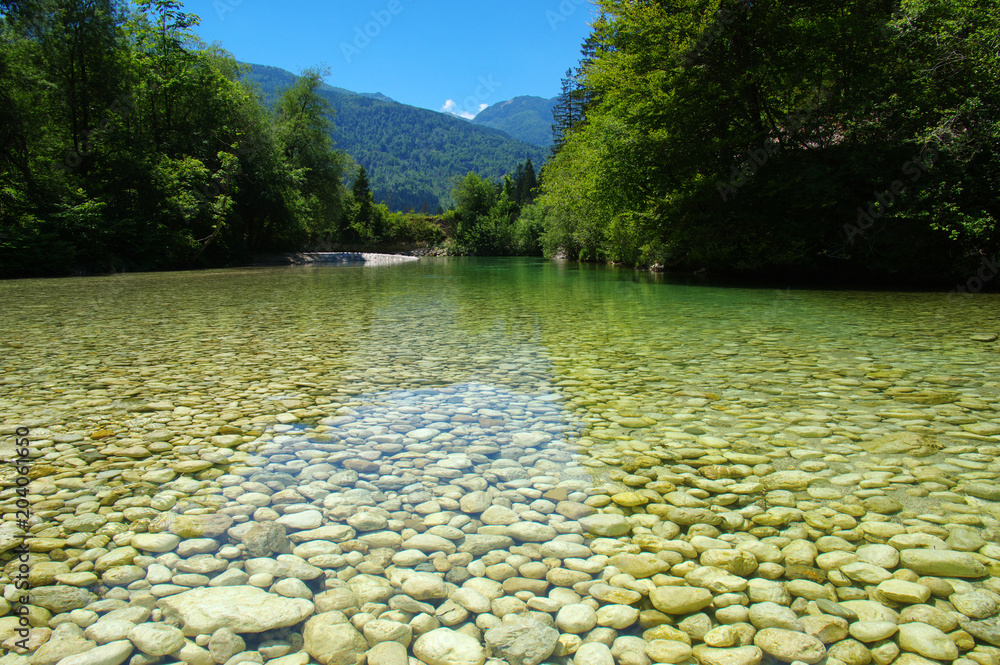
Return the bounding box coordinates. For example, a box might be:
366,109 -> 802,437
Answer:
2,258 -> 1000,662
2,258 -> 1000,510
4,258 -> 998,430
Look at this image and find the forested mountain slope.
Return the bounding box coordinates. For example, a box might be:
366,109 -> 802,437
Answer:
245,65 -> 547,211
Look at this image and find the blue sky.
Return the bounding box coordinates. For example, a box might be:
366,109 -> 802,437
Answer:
184,0 -> 597,119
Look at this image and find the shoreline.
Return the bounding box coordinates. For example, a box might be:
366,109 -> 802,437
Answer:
2,252 -> 997,293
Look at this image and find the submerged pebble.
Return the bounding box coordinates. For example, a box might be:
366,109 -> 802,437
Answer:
0,263 -> 999,665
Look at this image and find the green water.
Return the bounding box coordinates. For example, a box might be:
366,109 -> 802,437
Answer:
0,259 -> 1000,478
3,257 -> 1000,663
2,257 -> 998,463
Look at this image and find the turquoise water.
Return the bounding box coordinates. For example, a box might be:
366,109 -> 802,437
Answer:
1,258 -> 998,445
2,257 -> 1000,663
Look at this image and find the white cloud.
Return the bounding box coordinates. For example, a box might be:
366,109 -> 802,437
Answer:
441,99 -> 477,120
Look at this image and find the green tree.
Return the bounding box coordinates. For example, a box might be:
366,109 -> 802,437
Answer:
538,0 -> 1000,281
349,165 -> 381,243
274,66 -> 347,241
513,158 -> 538,206
0,1 -> 353,276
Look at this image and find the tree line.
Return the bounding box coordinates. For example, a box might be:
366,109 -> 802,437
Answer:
527,0 -> 1000,284
0,0 -> 446,277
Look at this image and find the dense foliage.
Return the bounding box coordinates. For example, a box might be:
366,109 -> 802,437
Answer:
245,65 -> 548,214
0,0 -> 363,277
533,0 -> 1000,284
444,160 -> 540,256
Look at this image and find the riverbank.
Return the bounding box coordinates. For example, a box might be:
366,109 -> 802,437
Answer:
254,253 -> 421,266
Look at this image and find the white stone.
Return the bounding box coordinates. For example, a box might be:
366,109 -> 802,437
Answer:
276,510 -> 324,530
129,534 -> 181,553
556,604 -> 598,634
158,586 -> 314,636
573,642 -> 614,665
897,622 -> 959,661
128,622 -> 185,656
303,611 -> 368,665
413,628 -> 486,665
53,640 -> 134,665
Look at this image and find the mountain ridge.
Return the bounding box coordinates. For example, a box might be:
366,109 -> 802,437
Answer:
243,64 -> 546,212
472,95 -> 558,147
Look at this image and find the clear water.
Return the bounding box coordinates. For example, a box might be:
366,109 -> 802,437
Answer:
2,258 -> 998,441
2,258 -> 999,521
3,257 -> 1000,662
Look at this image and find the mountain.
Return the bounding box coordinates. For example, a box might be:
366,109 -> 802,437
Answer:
472,96 -> 558,148
243,64 -> 547,212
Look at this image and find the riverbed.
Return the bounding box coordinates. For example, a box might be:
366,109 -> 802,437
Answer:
1,258 -> 999,665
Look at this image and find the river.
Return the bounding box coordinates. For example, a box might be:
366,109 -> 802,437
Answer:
1,258 -> 999,664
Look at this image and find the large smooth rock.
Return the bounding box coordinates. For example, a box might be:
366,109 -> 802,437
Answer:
505,522 -> 558,543
158,586 -> 314,635
578,514 -> 631,537
897,622 -> 959,661
613,553 -> 672,578
401,533 -> 457,554
761,471 -> 813,491
459,492 -> 490,514
754,628 -> 826,664
650,586 -> 714,615
648,640 -> 695,664
367,641 -> 408,665
875,580 -> 931,605
168,514 -> 234,538
748,602 -> 802,631
556,604 -> 598,634
128,622 -> 185,656
303,611 -> 368,665
29,586 -> 96,613
899,549 -> 987,578
53,640 -> 133,665
459,534 -> 515,556
413,628 -> 486,665
485,616 -> 559,665
691,645 -> 763,665
573,642 -> 614,665
276,510 -> 323,531
129,533 -> 181,553
401,572 -> 448,601
348,574 -> 395,605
